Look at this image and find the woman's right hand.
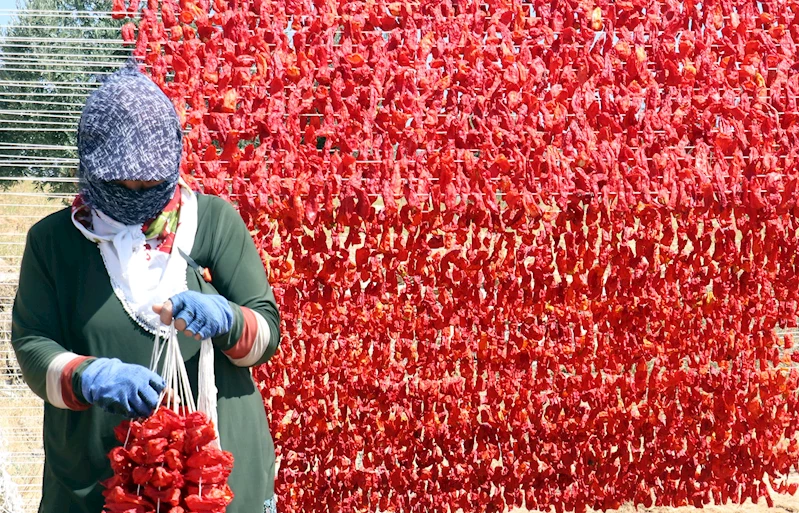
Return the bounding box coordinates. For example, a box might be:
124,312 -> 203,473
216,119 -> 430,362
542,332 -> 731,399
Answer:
79,358 -> 165,418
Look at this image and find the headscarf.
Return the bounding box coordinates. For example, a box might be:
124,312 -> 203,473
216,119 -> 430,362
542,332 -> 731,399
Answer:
77,57 -> 183,226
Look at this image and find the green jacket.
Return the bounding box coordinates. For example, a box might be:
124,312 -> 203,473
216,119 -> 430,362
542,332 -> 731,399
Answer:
12,194 -> 280,513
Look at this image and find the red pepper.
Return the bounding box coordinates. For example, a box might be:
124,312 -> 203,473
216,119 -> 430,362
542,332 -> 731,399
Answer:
103,410 -> 234,512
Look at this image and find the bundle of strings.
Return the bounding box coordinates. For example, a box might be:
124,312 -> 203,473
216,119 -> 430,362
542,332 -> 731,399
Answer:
100,325 -> 235,513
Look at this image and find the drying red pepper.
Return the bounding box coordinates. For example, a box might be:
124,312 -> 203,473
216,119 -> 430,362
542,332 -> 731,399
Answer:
122,0 -> 799,510
102,409 -> 234,513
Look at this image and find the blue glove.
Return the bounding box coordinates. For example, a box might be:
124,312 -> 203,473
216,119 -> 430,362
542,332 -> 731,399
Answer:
80,358 -> 165,418
169,291 -> 233,340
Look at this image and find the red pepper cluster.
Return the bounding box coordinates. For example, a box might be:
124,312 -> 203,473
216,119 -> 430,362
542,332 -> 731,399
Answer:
101,409 -> 234,513
116,0 -> 799,511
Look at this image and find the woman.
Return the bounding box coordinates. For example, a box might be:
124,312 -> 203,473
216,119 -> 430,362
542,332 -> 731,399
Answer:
11,59 -> 280,513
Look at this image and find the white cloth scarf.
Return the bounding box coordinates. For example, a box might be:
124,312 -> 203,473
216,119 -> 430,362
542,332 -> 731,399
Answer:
71,180 -> 197,337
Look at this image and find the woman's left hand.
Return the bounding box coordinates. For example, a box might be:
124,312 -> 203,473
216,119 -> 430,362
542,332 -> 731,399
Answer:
153,291 -> 234,340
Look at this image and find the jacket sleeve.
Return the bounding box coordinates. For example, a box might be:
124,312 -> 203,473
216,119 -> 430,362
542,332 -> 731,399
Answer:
205,198 -> 281,367
11,224 -> 94,410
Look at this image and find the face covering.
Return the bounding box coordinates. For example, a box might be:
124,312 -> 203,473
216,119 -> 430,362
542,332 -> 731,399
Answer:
77,57 -> 183,225
82,178 -> 177,226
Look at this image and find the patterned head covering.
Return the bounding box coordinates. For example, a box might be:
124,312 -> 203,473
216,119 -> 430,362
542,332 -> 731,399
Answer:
77,57 -> 183,226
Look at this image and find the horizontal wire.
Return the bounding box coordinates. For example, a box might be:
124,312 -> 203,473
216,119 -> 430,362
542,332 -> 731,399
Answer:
0,110 -> 80,120
0,42 -> 132,55
0,174 -> 795,201
2,35 -> 796,66
0,195 -> 71,201
0,164 -> 77,169
0,44 -> 135,57
2,73 -> 798,101
0,204 -> 61,209
0,142 -> 77,150
1,58 -> 153,70
5,24 -> 126,31
0,66 -> 164,77
0,119 -> 76,126
1,36 -> 128,43
0,142 -> 783,160
0,154 -> 793,170
0,128 -> 76,131
0,176 -> 77,182
0,92 -> 89,100
0,55 -> 147,68
0,94 -> 791,121
0,105 -> 796,129
0,150 -> 77,157
0,98 -> 88,108
0,41 -> 788,61
13,39 -> 273,54
0,66 -> 114,75
0,90 -> 94,97
0,7 -> 763,26
0,50 -> 133,62
0,79 -> 97,88
0,8 -> 137,17
0,157 -> 78,164
0,106 -> 793,131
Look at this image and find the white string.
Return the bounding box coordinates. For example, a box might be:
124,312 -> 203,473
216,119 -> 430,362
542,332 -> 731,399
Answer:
152,324 -> 200,415
178,343 -> 196,414
197,339 -> 218,446
154,330 -> 171,412
169,337 -> 179,412
149,330 -> 165,373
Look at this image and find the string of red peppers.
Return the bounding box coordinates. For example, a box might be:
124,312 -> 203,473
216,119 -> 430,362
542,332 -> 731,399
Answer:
102,409 -> 235,513
116,0 -> 799,511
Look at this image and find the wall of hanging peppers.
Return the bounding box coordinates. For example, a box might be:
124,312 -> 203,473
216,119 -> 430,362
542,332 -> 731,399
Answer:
116,0 -> 799,510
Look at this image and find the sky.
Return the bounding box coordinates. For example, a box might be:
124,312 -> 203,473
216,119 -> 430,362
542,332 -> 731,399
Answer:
0,0 -> 17,27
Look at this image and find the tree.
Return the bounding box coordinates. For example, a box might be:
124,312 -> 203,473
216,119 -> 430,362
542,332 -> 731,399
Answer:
0,0 -> 131,187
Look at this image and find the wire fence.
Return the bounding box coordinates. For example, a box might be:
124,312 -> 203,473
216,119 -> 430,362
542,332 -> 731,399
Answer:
0,191 -> 71,513
0,6 -> 107,510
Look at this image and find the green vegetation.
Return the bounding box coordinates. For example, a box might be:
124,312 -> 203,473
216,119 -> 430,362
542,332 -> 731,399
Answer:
0,0 -> 130,185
